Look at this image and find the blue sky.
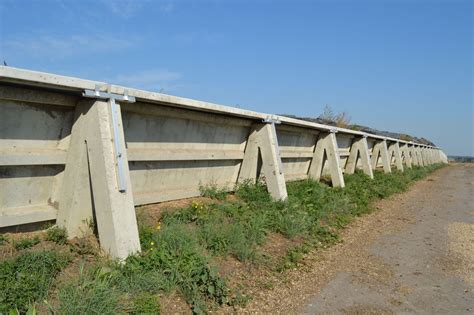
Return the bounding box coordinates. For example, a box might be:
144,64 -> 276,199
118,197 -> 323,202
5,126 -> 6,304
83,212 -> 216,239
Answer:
0,0 -> 472,155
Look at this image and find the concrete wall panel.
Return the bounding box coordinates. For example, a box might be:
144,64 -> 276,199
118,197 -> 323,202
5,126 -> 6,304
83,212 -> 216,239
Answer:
130,160 -> 241,205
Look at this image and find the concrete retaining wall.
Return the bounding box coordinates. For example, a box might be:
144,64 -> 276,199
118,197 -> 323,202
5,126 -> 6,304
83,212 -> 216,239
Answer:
0,67 -> 448,259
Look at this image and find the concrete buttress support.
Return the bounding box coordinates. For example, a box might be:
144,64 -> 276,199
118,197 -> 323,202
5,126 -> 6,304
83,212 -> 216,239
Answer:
400,143 -> 412,169
371,140 -> 391,173
57,99 -> 141,260
308,131 -> 345,188
388,142 -> 404,172
238,123 -> 288,201
344,136 -> 374,178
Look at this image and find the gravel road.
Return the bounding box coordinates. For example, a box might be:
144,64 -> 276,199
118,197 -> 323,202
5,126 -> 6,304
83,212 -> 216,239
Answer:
302,164 -> 473,314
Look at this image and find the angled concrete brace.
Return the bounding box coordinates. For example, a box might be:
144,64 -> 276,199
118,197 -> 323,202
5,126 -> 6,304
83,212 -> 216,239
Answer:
387,142 -> 404,172
308,131 -> 345,188
344,135 -> 374,179
57,100 -> 94,237
57,99 -> 141,260
238,121 -> 288,200
371,140 -> 391,173
416,146 -> 425,166
400,143 -> 412,168
409,144 -> 418,166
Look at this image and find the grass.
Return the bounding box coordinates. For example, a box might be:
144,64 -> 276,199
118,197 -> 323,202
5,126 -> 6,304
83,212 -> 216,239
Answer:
131,292 -> 161,314
128,223 -> 229,313
12,236 -> 41,250
45,226 -> 68,245
0,164 -> 444,314
57,265 -> 126,315
0,251 -> 71,313
199,183 -> 228,200
0,235 -> 7,246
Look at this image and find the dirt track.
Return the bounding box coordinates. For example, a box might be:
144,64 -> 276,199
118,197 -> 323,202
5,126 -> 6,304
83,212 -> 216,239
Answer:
246,164 -> 474,314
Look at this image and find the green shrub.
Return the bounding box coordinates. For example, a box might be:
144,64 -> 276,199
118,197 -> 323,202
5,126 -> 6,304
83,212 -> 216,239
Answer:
0,234 -> 8,245
131,292 -> 161,314
46,226 -> 68,245
0,251 -> 71,313
235,180 -> 271,204
128,223 -> 229,314
199,183 -> 228,200
274,206 -> 310,239
12,236 -> 41,250
7,303 -> 37,315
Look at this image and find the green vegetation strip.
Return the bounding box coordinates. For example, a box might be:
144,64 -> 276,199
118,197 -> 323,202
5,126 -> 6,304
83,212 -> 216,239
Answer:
0,164 -> 444,314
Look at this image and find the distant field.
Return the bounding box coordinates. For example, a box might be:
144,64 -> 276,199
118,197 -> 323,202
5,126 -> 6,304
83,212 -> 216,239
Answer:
448,156 -> 474,163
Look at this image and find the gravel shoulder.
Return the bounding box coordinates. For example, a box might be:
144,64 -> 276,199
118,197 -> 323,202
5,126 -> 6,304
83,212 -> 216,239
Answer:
244,164 -> 473,314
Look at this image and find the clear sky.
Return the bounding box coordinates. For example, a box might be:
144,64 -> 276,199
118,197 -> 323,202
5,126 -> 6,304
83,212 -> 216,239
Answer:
0,0 -> 472,155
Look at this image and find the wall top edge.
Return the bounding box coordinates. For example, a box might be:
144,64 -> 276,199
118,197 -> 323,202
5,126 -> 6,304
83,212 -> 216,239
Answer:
0,66 -> 438,149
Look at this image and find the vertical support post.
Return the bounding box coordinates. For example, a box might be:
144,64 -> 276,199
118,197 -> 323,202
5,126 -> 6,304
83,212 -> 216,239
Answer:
58,98 -> 141,260
345,135 -> 373,178
308,130 -> 345,188
400,143 -> 412,168
238,119 -> 288,201
84,99 -> 140,259
371,140 -> 391,173
388,142 -> 404,172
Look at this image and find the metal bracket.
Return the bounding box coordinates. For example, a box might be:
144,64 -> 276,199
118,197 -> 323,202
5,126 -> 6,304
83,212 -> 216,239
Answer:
262,115 -> 281,125
83,84 -> 135,193
83,84 -> 136,103
262,116 -> 284,174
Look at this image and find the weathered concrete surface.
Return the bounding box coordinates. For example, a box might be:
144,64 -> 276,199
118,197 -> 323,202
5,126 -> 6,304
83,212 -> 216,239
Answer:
301,164 -> 474,314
